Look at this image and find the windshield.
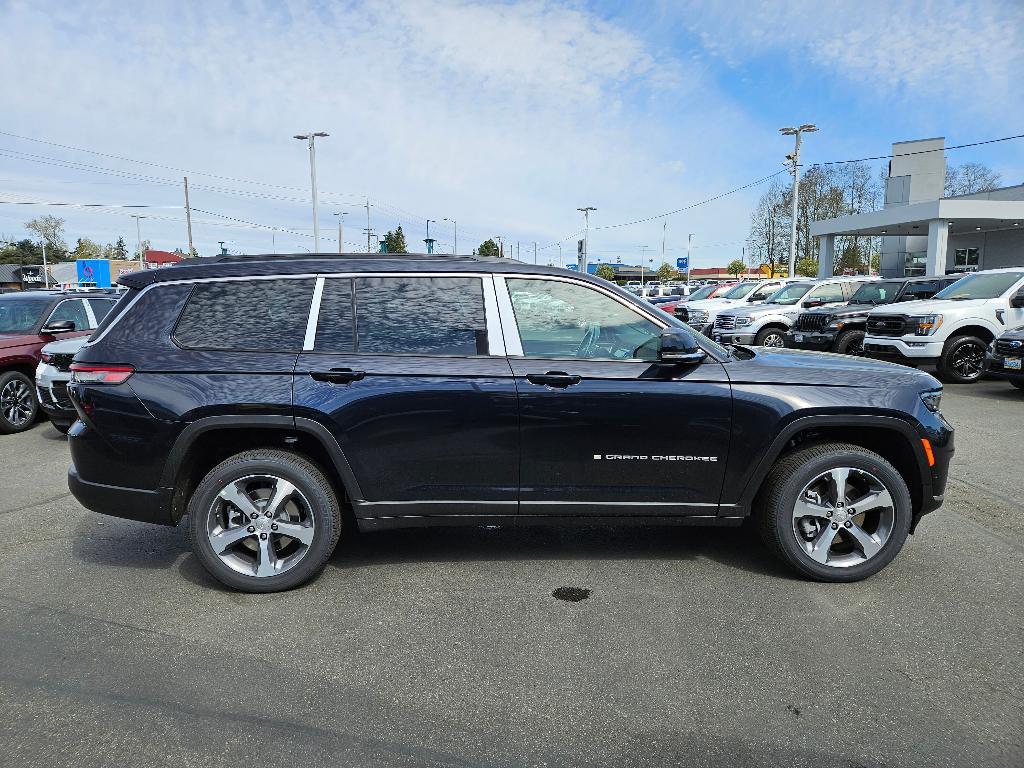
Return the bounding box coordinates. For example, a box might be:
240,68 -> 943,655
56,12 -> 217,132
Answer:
932,272 -> 1024,301
723,283 -> 758,299
850,281 -> 903,305
765,283 -> 812,305
0,297 -> 51,334
687,285 -> 716,301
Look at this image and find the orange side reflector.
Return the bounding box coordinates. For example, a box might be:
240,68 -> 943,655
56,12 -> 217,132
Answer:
921,438 -> 935,467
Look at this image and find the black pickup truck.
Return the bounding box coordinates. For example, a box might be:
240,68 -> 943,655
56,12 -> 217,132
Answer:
786,275 -> 961,355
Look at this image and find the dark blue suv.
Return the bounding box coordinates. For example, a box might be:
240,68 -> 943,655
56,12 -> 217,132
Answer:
67,254 -> 953,591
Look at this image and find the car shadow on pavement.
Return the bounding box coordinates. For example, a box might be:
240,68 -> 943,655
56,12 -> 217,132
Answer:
71,517 -> 189,572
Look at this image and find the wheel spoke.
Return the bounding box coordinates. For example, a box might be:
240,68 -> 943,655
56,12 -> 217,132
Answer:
255,535 -> 278,577
806,524 -> 840,564
265,478 -> 298,518
828,467 -> 851,504
209,525 -> 253,554
847,487 -> 893,513
793,496 -> 833,520
218,481 -> 261,519
274,521 -> 315,546
845,522 -> 883,560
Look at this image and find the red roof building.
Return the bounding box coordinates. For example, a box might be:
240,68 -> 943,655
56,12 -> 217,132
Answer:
144,250 -> 184,268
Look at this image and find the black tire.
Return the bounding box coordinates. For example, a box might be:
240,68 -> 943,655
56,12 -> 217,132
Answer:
187,449 -> 342,593
936,335 -> 987,384
754,327 -> 787,348
834,329 -> 866,356
1011,379 -> 1024,391
0,371 -> 39,434
756,442 -> 912,582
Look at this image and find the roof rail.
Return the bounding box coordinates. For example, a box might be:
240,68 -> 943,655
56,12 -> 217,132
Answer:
200,252 -> 519,265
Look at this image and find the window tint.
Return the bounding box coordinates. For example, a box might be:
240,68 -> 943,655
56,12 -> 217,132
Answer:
0,297 -> 50,333
47,299 -> 91,330
87,299 -> 117,323
807,283 -> 845,304
902,281 -> 939,300
175,279 -> 314,350
934,272 -> 1024,300
851,281 -> 901,304
314,278 -> 355,352
355,277 -> 488,355
751,283 -> 781,300
507,278 -> 661,360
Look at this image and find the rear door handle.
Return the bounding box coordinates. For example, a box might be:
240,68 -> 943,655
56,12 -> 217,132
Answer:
309,368 -> 365,384
526,371 -> 582,388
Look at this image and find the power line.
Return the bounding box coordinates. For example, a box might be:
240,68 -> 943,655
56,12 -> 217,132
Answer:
811,133 -> 1024,167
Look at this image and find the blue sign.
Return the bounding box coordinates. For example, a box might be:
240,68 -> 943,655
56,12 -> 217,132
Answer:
676,256 -> 689,271
76,259 -> 112,287
566,264 -> 579,271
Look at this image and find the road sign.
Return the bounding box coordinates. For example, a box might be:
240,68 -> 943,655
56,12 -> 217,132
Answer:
566,264 -> 579,271
676,256 -> 689,271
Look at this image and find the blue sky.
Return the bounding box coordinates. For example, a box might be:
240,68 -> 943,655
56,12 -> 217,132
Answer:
1,0 -> 1021,268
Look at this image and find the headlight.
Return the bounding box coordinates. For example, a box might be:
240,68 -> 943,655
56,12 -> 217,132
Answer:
912,314 -> 943,336
825,316 -> 845,330
734,317 -> 753,327
920,390 -> 942,413
40,352 -> 52,363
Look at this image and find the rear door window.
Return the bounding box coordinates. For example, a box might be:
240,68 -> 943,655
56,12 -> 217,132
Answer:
806,283 -> 846,304
174,279 -> 315,351
86,298 -> 117,323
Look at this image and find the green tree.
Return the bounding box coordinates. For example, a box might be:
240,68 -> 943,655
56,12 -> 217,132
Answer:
795,257 -> 818,277
726,259 -> 746,278
382,225 -> 409,254
0,239 -> 43,264
595,264 -> 616,281
25,215 -> 68,258
72,238 -> 103,260
477,238 -> 500,258
656,262 -> 675,282
113,237 -> 128,260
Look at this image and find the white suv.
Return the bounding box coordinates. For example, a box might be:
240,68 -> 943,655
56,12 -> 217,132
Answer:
864,268 -> 1024,383
714,277 -> 873,347
680,278 -> 800,335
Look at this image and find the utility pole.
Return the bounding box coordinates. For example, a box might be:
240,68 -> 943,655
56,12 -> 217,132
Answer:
557,243 -> 562,268
334,212 -> 348,254
365,199 -> 371,253
132,215 -> 144,270
687,233 -> 693,284
293,132 -> 329,252
661,221 -> 667,264
533,241 -> 537,264
41,240 -> 49,288
444,218 -> 457,254
577,206 -> 596,271
639,245 -> 649,291
425,219 -> 436,254
183,176 -> 194,256
779,123 -> 818,277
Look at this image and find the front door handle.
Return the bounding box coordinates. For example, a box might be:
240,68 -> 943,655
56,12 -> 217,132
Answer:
526,371 -> 582,388
309,368 -> 365,384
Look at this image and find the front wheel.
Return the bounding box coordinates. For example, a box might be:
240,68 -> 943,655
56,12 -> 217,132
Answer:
187,449 -> 342,592
936,335 -> 987,383
0,371 -> 39,434
757,443 -> 912,582
754,327 -> 787,348
834,329 -> 865,356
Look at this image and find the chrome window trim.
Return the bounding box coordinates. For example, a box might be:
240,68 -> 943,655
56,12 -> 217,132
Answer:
303,277 -> 325,351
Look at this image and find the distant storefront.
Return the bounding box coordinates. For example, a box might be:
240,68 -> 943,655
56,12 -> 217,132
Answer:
0,264 -> 49,292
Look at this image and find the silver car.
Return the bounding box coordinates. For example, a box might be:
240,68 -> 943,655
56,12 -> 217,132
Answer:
35,335 -> 87,434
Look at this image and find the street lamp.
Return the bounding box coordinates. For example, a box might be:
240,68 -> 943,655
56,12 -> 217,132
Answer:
779,123 -> 818,277
333,211 -> 349,254
293,132 -> 329,252
132,214 -> 145,271
577,206 -> 596,271
639,245 -> 650,291
443,218 -> 457,254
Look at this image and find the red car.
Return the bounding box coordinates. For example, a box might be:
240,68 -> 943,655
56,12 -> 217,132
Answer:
0,290 -> 119,433
656,283 -> 737,316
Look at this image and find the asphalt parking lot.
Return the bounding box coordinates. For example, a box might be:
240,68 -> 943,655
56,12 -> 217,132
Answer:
1,381 -> 1021,768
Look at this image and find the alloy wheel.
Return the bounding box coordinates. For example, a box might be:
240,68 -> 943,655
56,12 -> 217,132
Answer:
791,466 -> 895,568
1,379 -> 34,428
762,332 -> 785,348
950,341 -> 985,380
206,474 -> 316,578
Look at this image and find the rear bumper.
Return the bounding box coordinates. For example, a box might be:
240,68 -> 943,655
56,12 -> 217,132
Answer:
68,465 -> 174,526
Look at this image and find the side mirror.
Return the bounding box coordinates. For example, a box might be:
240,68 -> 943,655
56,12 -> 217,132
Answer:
41,320 -> 76,334
803,298 -> 824,309
659,327 -> 706,365
1011,289 -> 1024,308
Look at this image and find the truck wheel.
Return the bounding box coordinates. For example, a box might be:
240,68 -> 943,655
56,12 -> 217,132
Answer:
757,442 -> 911,582
834,329 -> 865,356
187,449 -> 342,593
755,327 -> 787,348
0,371 -> 39,434
937,335 -> 987,383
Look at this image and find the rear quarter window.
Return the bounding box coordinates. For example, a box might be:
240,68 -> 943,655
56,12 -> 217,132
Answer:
174,279 -> 315,351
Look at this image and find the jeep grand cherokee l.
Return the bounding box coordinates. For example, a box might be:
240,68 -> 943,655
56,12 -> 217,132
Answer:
67,254 -> 952,592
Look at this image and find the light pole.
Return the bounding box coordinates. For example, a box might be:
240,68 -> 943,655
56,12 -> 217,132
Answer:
333,211 -> 348,254
639,245 -> 649,292
424,219 -> 436,254
779,123 -> 818,277
293,132 -> 329,252
577,206 -> 596,271
687,233 -> 693,284
132,215 -> 145,270
443,218 -> 457,254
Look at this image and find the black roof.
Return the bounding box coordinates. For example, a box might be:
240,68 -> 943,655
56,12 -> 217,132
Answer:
118,253 -> 586,289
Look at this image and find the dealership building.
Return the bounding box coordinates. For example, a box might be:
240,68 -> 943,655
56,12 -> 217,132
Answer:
812,137 -> 1023,278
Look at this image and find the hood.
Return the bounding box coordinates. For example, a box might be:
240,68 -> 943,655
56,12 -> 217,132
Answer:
41,335 -> 89,354
809,303 -> 877,318
0,333 -> 42,350
685,297 -> 741,311
723,302 -> 799,319
731,346 -> 940,389
998,325 -> 1024,341
872,297 -> 989,315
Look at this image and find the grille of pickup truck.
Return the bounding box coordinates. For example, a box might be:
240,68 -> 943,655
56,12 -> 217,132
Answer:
866,315 -> 908,337
714,315 -> 736,331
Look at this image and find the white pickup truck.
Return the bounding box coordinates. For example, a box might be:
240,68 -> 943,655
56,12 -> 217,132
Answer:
864,268 -> 1024,383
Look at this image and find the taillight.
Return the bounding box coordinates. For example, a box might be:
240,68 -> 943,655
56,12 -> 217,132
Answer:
70,363 -> 135,384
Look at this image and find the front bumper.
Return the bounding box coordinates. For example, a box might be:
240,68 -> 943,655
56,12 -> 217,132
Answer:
784,330 -> 837,351
35,362 -> 77,423
863,336 -> 943,364
713,330 -> 756,344
985,351 -> 1024,381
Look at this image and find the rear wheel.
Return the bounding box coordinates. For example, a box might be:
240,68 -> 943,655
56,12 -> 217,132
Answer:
937,335 -> 987,383
187,449 -> 342,592
755,327 -> 787,348
757,443 -> 911,582
51,421 -> 71,435
0,371 -> 38,434
834,329 -> 865,356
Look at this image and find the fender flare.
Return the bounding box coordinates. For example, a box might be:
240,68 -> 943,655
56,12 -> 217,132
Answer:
733,413 -> 931,509
159,414 -> 364,502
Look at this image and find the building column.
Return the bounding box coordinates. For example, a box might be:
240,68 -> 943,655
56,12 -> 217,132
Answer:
926,219 -> 948,276
817,235 -> 835,278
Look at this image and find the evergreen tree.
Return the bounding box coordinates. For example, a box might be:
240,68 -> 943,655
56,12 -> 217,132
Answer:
382,226 -> 409,254
114,237 -> 128,260
477,238 -> 500,258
